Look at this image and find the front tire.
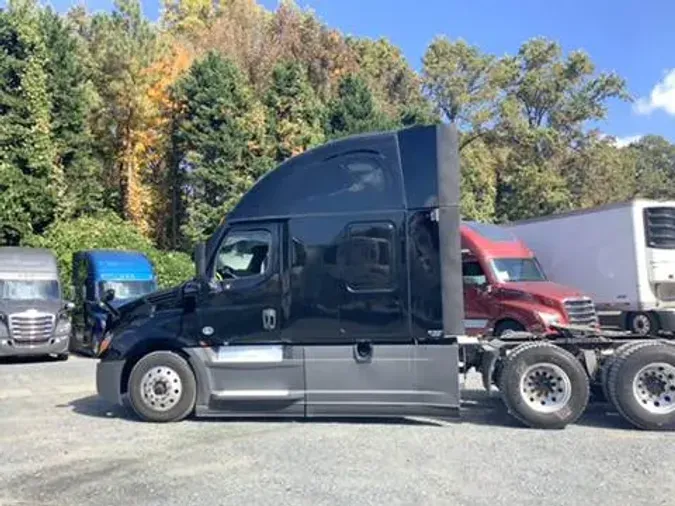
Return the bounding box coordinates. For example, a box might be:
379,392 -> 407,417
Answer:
608,341 -> 675,430
498,342 -> 590,429
494,320 -> 525,337
128,351 -> 197,423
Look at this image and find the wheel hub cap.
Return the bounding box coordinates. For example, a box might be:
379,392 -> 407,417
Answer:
140,366 -> 183,412
633,315 -> 651,334
519,363 -> 572,413
633,362 -> 675,414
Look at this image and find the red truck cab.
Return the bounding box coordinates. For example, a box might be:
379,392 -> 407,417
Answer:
461,221 -> 598,336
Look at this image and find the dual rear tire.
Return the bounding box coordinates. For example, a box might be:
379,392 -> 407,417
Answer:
601,341 -> 675,430
498,340 -> 675,430
498,342 -> 590,429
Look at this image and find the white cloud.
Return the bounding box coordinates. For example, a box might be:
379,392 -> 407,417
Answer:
613,134 -> 643,148
634,69 -> 675,116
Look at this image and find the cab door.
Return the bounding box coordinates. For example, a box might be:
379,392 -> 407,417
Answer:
304,214 -> 418,417
194,221 -> 305,416
462,256 -> 493,335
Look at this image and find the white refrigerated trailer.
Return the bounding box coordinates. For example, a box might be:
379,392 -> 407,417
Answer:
505,199 -> 675,336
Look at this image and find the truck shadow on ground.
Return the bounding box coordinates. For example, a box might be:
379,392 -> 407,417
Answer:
0,355 -> 67,365
65,389 -> 636,431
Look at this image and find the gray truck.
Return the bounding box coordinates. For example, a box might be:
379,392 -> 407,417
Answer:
0,247 -> 73,360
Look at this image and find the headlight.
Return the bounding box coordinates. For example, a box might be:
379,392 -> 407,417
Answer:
96,331 -> 113,357
538,312 -> 561,325
55,318 -> 72,334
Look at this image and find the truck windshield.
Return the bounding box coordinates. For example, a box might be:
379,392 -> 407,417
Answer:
99,280 -> 156,300
491,258 -> 547,283
0,279 -> 61,300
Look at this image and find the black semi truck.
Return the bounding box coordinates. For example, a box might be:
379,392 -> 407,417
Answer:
95,124 -> 675,431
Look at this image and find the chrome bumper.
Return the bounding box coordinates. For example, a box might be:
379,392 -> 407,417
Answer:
0,335 -> 69,357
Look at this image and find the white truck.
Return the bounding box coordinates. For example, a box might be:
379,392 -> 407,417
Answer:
505,199 -> 675,336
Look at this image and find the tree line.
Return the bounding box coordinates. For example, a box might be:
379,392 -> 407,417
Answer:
2,0 -> 674,264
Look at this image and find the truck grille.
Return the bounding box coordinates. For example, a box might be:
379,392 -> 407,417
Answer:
563,298 -> 598,327
9,312 -> 55,342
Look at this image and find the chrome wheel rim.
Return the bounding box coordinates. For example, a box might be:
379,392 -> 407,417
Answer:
140,366 -> 183,412
632,314 -> 651,335
519,363 -> 572,413
632,362 -> 675,414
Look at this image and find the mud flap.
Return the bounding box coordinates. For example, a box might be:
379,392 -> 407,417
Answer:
480,346 -> 501,391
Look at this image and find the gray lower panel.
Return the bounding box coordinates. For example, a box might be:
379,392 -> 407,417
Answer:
412,342 -> 460,411
304,342 -> 460,418
193,344 -> 305,416
190,342 -> 460,420
96,359 -> 125,406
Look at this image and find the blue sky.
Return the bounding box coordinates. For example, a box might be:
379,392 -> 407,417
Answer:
11,0 -> 675,143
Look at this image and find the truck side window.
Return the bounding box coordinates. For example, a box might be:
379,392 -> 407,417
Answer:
341,221 -> 396,291
214,230 -> 272,280
462,261 -> 487,287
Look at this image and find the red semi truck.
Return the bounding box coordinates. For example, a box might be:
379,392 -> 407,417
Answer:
461,221 -> 599,336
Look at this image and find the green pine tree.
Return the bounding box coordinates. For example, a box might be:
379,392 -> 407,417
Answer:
264,61 -> 325,163
171,51 -> 273,247
40,7 -> 104,219
0,0 -> 60,244
325,73 -> 397,139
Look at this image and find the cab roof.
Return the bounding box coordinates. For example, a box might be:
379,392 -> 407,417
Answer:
460,221 -> 532,259
77,250 -> 155,281
0,247 -> 59,279
226,124 -> 457,222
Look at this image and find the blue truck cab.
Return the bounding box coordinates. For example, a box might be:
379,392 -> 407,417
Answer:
71,250 -> 157,353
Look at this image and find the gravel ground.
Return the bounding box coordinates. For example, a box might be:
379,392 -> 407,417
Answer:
0,354 -> 674,506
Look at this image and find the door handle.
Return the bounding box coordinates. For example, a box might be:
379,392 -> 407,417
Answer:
262,308 -> 277,331
354,340 -> 373,363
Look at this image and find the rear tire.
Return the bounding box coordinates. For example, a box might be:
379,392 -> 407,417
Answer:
627,312 -> 659,336
128,351 -> 197,423
600,341 -> 647,406
608,341 -> 675,431
498,342 -> 590,429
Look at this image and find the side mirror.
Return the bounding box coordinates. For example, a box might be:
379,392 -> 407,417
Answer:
194,242 -> 206,280
482,284 -> 493,294
98,288 -> 120,319
103,288 -> 115,303
64,301 -> 75,311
